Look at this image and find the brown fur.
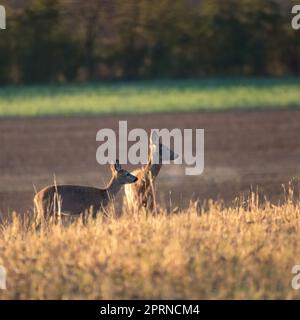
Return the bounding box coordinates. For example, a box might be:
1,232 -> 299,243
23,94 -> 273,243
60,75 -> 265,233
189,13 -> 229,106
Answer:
124,160 -> 162,213
34,162 -> 137,222
124,134 -> 177,213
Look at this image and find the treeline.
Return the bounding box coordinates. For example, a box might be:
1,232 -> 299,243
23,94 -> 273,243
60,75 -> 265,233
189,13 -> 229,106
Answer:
0,0 -> 299,84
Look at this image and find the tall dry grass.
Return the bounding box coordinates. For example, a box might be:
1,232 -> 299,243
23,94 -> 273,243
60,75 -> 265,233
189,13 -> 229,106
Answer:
1,190 -> 300,299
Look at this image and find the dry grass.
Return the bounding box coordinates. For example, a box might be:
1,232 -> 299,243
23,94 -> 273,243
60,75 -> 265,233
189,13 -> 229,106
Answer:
1,191 -> 300,299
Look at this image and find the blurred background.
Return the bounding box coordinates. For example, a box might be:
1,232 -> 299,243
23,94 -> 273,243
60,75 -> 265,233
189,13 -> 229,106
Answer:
1,0 -> 299,84
1,0 -> 300,215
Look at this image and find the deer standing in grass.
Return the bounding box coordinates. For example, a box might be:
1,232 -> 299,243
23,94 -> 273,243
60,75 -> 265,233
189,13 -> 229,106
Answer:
34,161 -> 137,223
124,131 -> 178,213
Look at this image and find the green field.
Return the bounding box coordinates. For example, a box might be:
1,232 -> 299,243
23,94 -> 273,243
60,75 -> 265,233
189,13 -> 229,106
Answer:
0,78 -> 300,117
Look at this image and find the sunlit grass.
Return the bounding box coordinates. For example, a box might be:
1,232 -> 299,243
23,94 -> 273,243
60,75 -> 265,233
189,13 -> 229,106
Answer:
0,78 -> 300,117
1,189 -> 300,299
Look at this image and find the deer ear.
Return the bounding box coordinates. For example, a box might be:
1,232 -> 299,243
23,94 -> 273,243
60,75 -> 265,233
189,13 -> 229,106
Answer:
110,160 -> 121,173
114,160 -> 122,172
150,130 -> 159,145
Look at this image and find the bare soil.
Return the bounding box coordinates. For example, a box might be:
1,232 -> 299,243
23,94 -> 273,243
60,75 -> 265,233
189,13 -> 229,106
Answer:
1,109 -> 300,215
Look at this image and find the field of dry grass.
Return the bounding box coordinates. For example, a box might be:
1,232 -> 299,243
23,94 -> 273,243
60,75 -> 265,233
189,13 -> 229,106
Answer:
1,188 -> 300,300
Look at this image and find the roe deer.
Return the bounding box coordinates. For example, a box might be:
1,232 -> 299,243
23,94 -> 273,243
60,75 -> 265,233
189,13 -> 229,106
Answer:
34,161 -> 138,222
124,131 -> 178,213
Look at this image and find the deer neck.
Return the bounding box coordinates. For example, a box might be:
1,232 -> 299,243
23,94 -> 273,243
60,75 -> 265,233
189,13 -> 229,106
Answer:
106,176 -> 122,199
145,157 -> 162,179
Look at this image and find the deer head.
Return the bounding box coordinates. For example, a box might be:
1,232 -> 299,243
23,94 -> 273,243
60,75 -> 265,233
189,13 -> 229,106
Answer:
150,131 -> 179,164
110,160 -> 138,184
